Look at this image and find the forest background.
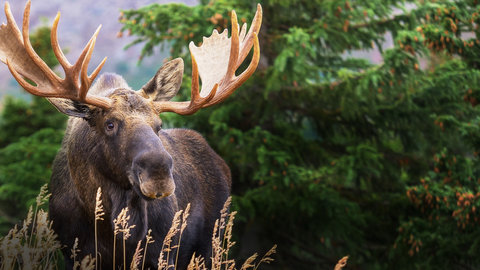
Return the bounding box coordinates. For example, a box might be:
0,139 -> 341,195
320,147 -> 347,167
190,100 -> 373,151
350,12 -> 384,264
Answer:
1,0 -> 480,269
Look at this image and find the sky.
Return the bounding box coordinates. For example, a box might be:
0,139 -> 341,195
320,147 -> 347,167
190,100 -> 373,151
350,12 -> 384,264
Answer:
0,0 -> 195,100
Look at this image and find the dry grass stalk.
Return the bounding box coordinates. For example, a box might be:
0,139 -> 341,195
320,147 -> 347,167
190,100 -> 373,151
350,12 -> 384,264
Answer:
95,188 -> 105,221
71,238 -> 81,270
222,210 -> 237,267
113,210 -> 121,268
211,220 -> 222,270
158,210 -> 183,270
33,209 -> 60,265
130,240 -> 144,270
116,207 -> 136,240
224,211 -> 236,248
113,207 -> 136,270
30,184 -> 50,247
334,256 -> 349,270
174,203 -> 191,268
80,254 -> 96,270
20,206 -> 33,240
211,198 -> 236,270
254,245 -> 276,270
94,187 -> 105,270
36,184 -> 51,206
1,225 -> 20,269
142,229 -> 155,270
240,253 -> 257,270
187,253 -> 206,270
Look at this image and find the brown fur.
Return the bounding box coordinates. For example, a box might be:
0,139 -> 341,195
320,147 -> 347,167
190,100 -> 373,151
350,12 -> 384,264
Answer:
49,72 -> 231,269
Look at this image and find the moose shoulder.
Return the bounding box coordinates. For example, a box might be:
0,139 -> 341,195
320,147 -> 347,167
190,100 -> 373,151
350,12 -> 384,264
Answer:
0,1 -> 261,269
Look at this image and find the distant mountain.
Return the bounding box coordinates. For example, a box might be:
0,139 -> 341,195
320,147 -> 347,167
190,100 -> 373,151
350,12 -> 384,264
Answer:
0,0 -> 196,100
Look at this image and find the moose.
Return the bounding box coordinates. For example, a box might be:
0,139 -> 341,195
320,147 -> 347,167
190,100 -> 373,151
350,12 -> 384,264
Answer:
0,1 -> 261,269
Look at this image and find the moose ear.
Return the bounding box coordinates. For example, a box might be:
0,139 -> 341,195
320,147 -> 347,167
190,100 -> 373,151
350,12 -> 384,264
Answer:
139,58 -> 184,101
47,98 -> 95,119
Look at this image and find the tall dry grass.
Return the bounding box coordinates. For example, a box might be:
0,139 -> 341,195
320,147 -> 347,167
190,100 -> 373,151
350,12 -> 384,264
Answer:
0,184 -> 62,269
94,187 -> 105,270
0,186 -> 277,270
334,256 -> 348,270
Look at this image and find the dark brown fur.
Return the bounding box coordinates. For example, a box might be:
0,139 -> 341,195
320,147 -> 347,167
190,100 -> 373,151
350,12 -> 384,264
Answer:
48,70 -> 231,269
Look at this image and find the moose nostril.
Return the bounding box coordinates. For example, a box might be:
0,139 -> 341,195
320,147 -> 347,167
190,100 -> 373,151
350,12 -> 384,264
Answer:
155,192 -> 163,198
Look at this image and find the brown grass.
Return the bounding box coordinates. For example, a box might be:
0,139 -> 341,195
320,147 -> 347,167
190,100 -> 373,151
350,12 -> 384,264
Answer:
334,256 -> 349,270
95,187 -> 105,270
0,185 -> 278,270
0,184 -> 60,270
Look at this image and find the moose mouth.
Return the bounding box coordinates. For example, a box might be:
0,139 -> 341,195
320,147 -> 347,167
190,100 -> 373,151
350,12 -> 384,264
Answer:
131,172 -> 174,201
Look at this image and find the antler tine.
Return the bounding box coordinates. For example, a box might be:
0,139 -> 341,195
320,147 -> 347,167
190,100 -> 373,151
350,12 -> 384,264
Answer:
80,26 -> 101,100
3,2 -> 22,57
51,12 -> 72,70
89,56 -> 107,83
224,10 -> 239,81
236,4 -> 262,69
22,0 -> 61,86
69,25 -> 100,86
231,32 -> 260,89
191,54 -> 200,101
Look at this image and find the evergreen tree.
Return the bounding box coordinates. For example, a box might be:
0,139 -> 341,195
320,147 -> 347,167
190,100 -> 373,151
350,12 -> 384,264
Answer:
120,0 -> 480,268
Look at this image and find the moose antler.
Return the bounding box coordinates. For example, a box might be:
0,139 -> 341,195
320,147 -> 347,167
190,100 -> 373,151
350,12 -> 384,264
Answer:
0,0 -> 111,109
153,4 -> 262,115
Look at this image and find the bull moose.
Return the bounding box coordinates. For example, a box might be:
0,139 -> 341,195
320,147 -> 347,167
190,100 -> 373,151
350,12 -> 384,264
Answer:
0,1 -> 261,269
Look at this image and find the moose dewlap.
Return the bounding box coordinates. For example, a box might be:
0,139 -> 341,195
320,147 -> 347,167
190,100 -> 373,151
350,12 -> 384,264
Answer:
0,1 -> 261,269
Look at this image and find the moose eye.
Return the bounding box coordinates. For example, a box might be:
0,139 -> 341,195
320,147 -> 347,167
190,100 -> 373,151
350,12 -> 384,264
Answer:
105,121 -> 115,132
154,122 -> 163,133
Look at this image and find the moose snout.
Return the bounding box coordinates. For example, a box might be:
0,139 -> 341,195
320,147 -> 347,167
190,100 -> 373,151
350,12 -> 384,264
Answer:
139,176 -> 175,199
136,169 -> 176,199
132,149 -> 175,200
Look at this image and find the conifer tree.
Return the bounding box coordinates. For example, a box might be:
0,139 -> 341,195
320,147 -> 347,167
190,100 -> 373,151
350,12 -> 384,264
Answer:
92,0 -> 480,268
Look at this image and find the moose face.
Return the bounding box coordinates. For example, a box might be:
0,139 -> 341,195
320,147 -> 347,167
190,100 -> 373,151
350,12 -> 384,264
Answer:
71,59 -> 186,200
95,89 -> 175,200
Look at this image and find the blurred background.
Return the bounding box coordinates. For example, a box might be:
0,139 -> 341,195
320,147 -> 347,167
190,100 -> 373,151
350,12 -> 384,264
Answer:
2,0 -> 480,269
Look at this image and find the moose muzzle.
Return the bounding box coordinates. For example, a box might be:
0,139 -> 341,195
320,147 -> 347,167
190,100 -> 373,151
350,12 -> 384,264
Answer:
134,153 -> 175,199
138,173 -> 175,199
130,125 -> 175,200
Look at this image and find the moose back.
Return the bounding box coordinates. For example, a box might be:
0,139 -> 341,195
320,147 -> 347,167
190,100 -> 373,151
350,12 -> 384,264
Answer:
0,1 -> 261,268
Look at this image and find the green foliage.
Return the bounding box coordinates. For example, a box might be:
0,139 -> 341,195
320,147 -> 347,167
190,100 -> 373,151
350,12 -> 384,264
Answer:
0,128 -> 63,234
0,96 -> 66,147
121,0 -> 480,269
0,26 -> 65,233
